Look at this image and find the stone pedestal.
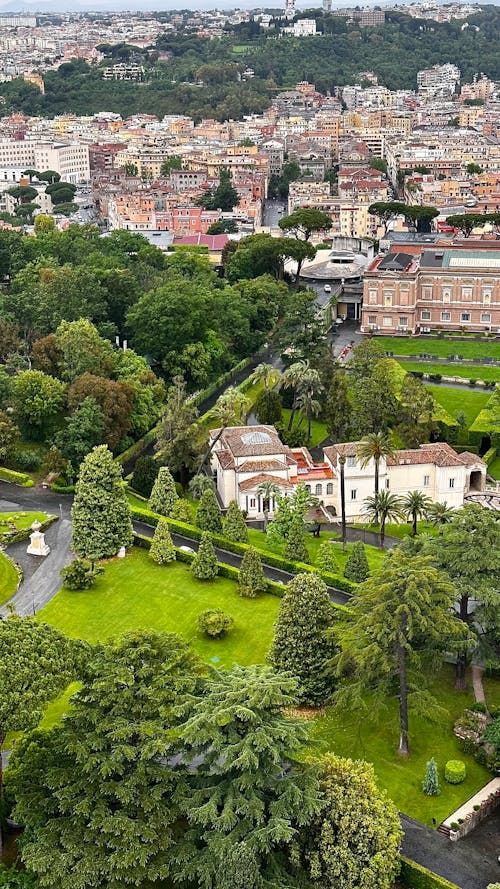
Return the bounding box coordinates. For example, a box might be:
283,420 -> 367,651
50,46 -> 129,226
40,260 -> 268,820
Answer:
27,520 -> 50,557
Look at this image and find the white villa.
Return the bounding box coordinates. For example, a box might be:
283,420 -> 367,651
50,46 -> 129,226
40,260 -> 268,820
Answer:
209,425 -> 487,521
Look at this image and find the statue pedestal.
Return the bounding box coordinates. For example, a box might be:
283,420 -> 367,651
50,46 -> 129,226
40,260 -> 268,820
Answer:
27,520 -> 50,557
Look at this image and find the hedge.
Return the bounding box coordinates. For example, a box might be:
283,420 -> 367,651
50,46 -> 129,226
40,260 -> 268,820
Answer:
0,515 -> 57,546
444,760 -> 466,784
51,483 -> 76,494
400,858 -> 460,889
114,426 -> 158,467
0,467 -> 34,487
129,504 -> 356,596
482,446 -> 497,465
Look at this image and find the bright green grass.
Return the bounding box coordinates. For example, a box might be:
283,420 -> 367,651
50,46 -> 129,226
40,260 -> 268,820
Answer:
426,385 -> 491,427
281,409 -> 328,447
398,360 -> 500,382
376,335 -> 500,361
0,510 -> 49,535
311,664 -> 492,826
487,456 -> 500,479
354,521 -> 437,541
246,528 -> 386,572
0,551 -> 18,605
38,548 -> 279,667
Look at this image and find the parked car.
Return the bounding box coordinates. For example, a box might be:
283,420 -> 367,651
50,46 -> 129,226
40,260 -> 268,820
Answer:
324,284 -> 332,293
179,545 -> 195,554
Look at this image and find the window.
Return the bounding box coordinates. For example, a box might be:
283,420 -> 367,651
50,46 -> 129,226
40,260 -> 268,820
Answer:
383,315 -> 393,328
315,483 -> 322,496
449,478 -> 455,489
347,455 -> 356,467
305,484 -> 311,492
369,290 -> 377,304
442,290 -> 451,303
481,313 -> 491,323
351,489 -> 357,500
422,286 -> 433,300
368,315 -> 377,326
249,498 -> 256,509
421,310 -> 431,321
482,290 -> 491,305
384,293 -> 393,307
462,287 -> 472,299
423,474 -> 430,486
441,311 -> 451,321
385,478 -> 390,488
399,316 -> 408,327
461,312 -> 471,322
326,482 -> 333,495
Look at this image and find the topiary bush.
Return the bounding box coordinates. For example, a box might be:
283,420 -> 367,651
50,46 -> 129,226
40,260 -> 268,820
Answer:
131,456 -> 158,498
170,498 -> 193,524
60,558 -> 103,590
191,532 -> 218,581
149,520 -> 176,564
198,609 -> 234,638
344,541 -> 370,583
444,760 -> 466,784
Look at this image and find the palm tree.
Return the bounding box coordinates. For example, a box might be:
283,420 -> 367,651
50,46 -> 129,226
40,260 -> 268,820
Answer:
188,474 -> 215,500
402,490 -> 432,536
199,387 -> 250,471
256,480 -> 280,529
426,501 -> 454,532
357,432 -> 397,500
363,490 -> 404,549
279,360 -> 310,431
296,388 -> 322,445
252,363 -> 280,391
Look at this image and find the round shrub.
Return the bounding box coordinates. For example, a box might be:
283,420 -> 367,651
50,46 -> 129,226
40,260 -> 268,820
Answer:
444,760 -> 466,784
198,609 -> 234,638
14,449 -> 42,471
60,558 -> 103,590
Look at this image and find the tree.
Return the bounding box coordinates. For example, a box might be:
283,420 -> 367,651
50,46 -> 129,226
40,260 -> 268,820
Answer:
55,318 -> 114,383
339,449 -> 347,553
188,473 -> 215,500
198,167 -> 239,212
148,466 -> 179,517
0,411 -> 19,462
363,490 -> 404,549
160,155 -> 182,176
267,483 -> 317,548
196,487 -> 222,534
256,479 -> 280,529
71,444 -> 133,559
397,374 -> 436,446
170,498 -> 192,524
445,213 -> 485,237
343,541 -> 369,582
223,499 -> 248,543
34,213 -> 55,234
424,505 -> 500,689
279,208 -> 331,241
55,396 -> 105,468
206,219 -> 238,234
294,754 -> 402,889
214,843 -> 262,889
402,490 -> 432,536
9,632 -> 199,889
426,501 -> 454,529
0,615 -> 79,853
198,609 -> 234,637
60,558 -> 103,590
324,369 -> 351,440
150,520 -> 176,564
156,376 -> 205,484
350,361 -> 398,436
131,455 -> 158,498
270,573 -> 337,706
68,374 -> 133,451
172,665 -> 320,887
284,514 -> 310,564
238,547 -> 266,598
466,162 -> 482,175
296,373 -> 323,445
316,541 -> 339,574
357,432 -> 396,505
191,532 -> 218,580
253,387 -> 283,426
0,318 -> 19,361
422,757 -> 440,796
252,362 -> 280,391
12,370 -> 66,441
335,549 -> 470,755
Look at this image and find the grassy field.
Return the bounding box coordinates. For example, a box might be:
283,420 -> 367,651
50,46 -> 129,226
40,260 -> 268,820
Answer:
246,527 -> 386,571
280,409 -> 329,447
39,548 -> 280,667
397,360 -> 500,382
426,385 -> 491,427
354,521 -> 437,540
0,551 -> 18,605
376,336 -> 500,361
311,664 -> 492,826
0,510 -> 49,538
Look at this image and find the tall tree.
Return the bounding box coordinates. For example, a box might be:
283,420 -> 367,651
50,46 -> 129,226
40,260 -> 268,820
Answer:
402,490 -> 432,536
55,396 -> 105,468
9,632 -> 199,889
363,490 -> 404,549
12,370 -> 66,441
149,466 -> 179,517
238,547 -> 266,598
278,208 -> 332,241
269,573 -> 337,706
335,549 -> 470,755
196,488 -> 222,534
68,373 -> 133,451
172,665 -> 321,887
397,374 -> 436,447
252,362 -> 280,391
324,369 -> 351,440
71,444 -> 133,559
357,432 -> 396,500
223,500 -> 248,543
156,376 -> 205,485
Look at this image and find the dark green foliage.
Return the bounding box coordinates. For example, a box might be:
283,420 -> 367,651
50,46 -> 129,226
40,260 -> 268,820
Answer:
131,455 -> 158,498
0,868 -> 37,888
191,532 -> 218,580
196,488 -> 222,534
197,609 -> 234,637
222,500 -> 248,543
284,515 -> 309,564
55,396 -> 105,469
343,541 -> 369,583
253,388 -> 282,426
270,573 -> 337,706
71,445 -> 133,559
149,521 -> 176,564
60,558 -> 103,590
238,547 -> 266,598
197,168 -> 238,212
170,499 -> 193,524
214,843 -> 262,889
148,466 -> 179,517
316,541 -> 339,574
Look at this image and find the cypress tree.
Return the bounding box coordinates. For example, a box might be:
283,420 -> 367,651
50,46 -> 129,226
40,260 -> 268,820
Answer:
148,466 -> 179,517
196,488 -> 222,534
170,499 -> 193,524
191,532 -> 218,581
149,521 -> 176,565
422,757 -> 440,796
269,573 -> 337,706
238,547 -> 266,598
316,540 -> 339,574
131,456 -> 158,498
284,514 -> 309,564
223,500 -> 248,543
72,445 -> 133,559
343,541 -> 370,583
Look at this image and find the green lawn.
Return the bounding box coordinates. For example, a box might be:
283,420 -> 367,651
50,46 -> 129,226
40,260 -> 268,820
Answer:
0,551 -> 18,605
38,548 -> 280,667
376,335 -> 500,361
354,521 -> 437,541
487,456 -> 500,479
280,409 -> 329,447
311,664 -> 492,826
0,510 -> 49,539
426,385 -> 491,427
246,527 -> 386,572
398,360 -> 500,382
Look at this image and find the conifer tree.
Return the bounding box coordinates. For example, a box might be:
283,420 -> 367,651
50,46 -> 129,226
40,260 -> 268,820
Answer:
343,541 -> 370,582
269,573 -> 337,706
170,499 -> 192,524
196,487 -> 222,534
148,466 -> 179,517
149,521 -> 176,565
223,500 -> 248,543
284,514 -> 309,564
214,843 -> 262,889
72,445 -> 133,559
191,532 -> 218,581
238,547 -> 266,598
316,540 -> 339,574
422,757 -> 440,796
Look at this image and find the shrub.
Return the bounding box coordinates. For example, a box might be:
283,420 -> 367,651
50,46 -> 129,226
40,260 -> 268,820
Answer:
239,547 -> 266,598
316,540 -> 339,573
14,448 -> 42,471
470,701 -> 487,713
444,760 -> 466,784
149,521 -> 176,564
422,757 -> 440,796
223,500 -> 248,543
450,822 -> 459,831
60,558 -> 103,590
343,541 -> 370,583
0,466 -> 34,487
198,609 -> 234,638
170,498 -> 193,524
284,515 -> 309,564
196,488 -> 222,534
131,456 -> 158,498
148,466 -> 178,517
191,532 -> 218,580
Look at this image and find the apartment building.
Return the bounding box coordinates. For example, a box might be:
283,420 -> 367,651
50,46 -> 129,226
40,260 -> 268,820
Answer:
417,64 -> 461,98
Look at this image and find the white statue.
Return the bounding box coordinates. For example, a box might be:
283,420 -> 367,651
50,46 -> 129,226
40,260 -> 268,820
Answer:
27,520 -> 50,557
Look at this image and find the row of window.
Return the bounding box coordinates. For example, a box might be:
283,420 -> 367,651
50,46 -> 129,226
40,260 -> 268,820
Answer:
370,290 -> 495,306
304,482 -> 334,496
368,313 -> 493,327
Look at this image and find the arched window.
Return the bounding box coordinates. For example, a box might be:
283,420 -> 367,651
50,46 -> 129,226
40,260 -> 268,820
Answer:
315,483 -> 322,496
305,484 -> 311,492
326,482 -> 333,495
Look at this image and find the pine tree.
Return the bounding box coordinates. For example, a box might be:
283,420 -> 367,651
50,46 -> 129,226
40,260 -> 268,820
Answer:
191,532 -> 218,581
269,573 -> 337,706
214,843 -> 262,889
170,499 -> 193,524
72,445 -> 133,559
149,521 -> 176,565
238,547 -> 266,598
284,514 -> 309,564
223,500 -> 248,543
148,466 -> 179,517
344,541 -> 370,582
316,540 -> 339,574
173,665 -> 321,888
422,757 -> 440,796
196,487 -> 222,534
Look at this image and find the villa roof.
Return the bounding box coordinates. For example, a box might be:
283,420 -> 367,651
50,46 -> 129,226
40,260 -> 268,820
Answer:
386,443 -> 467,468
237,459 -> 287,473
323,441 -> 363,461
239,473 -> 291,492
211,425 -> 289,458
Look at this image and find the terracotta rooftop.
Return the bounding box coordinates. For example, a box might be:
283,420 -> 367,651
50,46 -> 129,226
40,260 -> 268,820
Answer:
239,473 -> 291,491
387,443 -> 468,468
237,459 -> 287,473
211,425 -> 289,457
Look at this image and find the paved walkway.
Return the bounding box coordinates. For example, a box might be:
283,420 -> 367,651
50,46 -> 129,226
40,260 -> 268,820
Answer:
443,779 -> 500,829
2,517 -> 72,617
471,664 -> 487,705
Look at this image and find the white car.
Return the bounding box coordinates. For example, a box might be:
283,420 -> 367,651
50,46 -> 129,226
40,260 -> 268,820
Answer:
324,284 -> 332,293
179,545 -> 195,554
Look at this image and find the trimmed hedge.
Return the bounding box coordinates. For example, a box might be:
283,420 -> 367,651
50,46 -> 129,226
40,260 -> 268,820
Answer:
51,483 -> 75,494
400,858 -> 460,889
115,426 -> 158,467
444,760 -> 466,784
483,446 -> 497,466
0,515 -> 57,546
0,467 -> 34,487
129,504 -> 355,595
